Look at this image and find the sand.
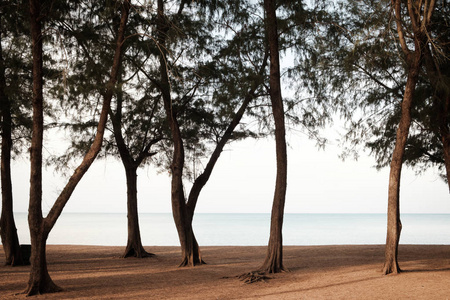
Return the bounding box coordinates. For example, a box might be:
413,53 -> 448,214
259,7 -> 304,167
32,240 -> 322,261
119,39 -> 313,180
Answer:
1,244 -> 449,299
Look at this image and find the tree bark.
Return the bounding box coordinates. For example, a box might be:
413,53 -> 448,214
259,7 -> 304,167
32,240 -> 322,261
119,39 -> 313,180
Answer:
25,0 -> 130,295
0,19 -> 23,266
260,0 -> 288,274
383,0 -> 434,275
26,0 -> 60,294
383,63 -> 420,274
156,0 -> 203,267
122,165 -> 153,258
110,82 -> 153,259
25,223 -> 61,294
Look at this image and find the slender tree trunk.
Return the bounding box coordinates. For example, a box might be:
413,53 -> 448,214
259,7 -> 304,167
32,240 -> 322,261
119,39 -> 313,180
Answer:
156,0 -> 203,267
383,55 -> 421,275
122,165 -> 152,258
260,0 -> 288,274
25,0 -> 130,294
25,0 -> 60,294
110,79 -> 153,259
0,18 -> 23,266
0,99 -> 23,267
383,0 -> 435,275
184,56 -> 269,265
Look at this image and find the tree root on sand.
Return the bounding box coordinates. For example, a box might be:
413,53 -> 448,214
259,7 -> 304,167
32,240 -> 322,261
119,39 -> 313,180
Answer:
237,271 -> 272,284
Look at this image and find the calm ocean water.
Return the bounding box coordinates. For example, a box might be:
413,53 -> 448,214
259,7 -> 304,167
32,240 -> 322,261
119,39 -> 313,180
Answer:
12,213 -> 450,246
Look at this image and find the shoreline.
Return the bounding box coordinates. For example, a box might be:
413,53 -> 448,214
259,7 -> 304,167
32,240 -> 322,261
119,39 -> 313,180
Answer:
1,244 -> 449,299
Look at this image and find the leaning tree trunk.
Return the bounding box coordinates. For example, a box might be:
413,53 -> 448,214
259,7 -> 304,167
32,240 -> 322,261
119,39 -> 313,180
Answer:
25,0 -> 130,295
383,56 -> 421,275
260,0 -> 288,274
157,0 -> 203,267
184,51 -> 270,264
122,165 -> 152,258
0,20 -> 23,266
383,0 -> 434,275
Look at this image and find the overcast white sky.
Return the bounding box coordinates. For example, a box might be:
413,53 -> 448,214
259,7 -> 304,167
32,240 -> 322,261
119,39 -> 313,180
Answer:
8,129 -> 450,215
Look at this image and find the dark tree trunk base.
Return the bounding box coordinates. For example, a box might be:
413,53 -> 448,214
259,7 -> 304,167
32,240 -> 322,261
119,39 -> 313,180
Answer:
178,255 -> 206,267
259,264 -> 288,274
2,245 -> 25,267
121,245 -> 154,259
382,261 -> 402,275
23,274 -> 62,296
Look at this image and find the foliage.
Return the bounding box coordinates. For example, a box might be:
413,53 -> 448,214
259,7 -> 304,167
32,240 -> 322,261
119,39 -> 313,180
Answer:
298,0 -> 449,179
0,0 -> 33,155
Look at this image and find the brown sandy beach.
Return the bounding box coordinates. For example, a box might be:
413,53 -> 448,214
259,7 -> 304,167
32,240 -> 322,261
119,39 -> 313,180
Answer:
1,244 -> 449,299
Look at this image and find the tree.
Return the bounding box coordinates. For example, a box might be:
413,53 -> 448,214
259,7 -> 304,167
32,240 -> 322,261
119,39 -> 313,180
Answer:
260,0 -> 288,274
109,80 -> 162,258
383,0 -> 436,275
295,0 -> 439,274
49,1 -> 163,258
156,0 -> 205,267
25,0 -> 130,294
0,12 -> 22,267
156,0 -> 270,266
44,1 -> 163,259
422,3 -> 450,187
0,0 -> 32,267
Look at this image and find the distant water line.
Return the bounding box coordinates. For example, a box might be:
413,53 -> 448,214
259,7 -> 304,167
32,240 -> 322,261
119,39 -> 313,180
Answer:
11,213 -> 450,246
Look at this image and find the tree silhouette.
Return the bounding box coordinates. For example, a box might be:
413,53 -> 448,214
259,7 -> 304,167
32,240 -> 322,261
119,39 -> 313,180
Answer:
25,0 -> 130,294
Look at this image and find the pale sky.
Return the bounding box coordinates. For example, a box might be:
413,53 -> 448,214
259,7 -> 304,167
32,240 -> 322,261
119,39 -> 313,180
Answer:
8,130 -> 450,215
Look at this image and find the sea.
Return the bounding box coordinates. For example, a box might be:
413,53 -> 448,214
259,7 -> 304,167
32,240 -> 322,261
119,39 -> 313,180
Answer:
12,213 -> 450,246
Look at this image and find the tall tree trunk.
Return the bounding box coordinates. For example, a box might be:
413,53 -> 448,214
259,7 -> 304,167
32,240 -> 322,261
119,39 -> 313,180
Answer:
25,0 -> 130,295
122,165 -> 152,258
110,80 -> 153,259
26,0 -> 61,293
0,20 -> 23,266
157,0 -> 203,267
383,55 -> 421,275
383,0 -> 435,275
0,92 -> 23,267
260,0 -> 288,274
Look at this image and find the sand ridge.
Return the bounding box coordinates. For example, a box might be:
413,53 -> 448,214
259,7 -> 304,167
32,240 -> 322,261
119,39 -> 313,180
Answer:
1,244 -> 449,299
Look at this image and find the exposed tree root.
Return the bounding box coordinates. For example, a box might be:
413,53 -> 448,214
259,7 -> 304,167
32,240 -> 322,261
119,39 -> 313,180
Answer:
22,278 -> 63,296
237,271 -> 272,284
121,246 -> 154,259
178,257 -> 206,267
260,264 -> 288,274
382,262 -> 402,275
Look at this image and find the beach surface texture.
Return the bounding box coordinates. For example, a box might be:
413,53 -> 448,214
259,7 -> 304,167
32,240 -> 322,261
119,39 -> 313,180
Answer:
1,245 -> 449,299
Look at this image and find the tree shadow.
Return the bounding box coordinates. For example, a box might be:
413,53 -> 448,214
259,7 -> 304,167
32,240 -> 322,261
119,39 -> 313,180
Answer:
402,267 -> 450,273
